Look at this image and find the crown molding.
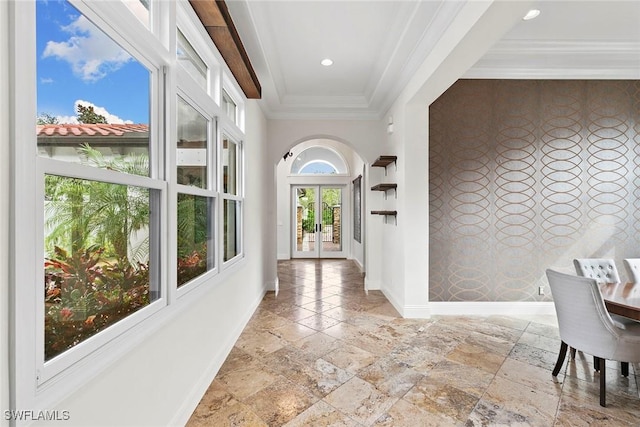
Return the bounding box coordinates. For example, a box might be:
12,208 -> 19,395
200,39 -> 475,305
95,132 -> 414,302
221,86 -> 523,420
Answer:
466,39 -> 640,79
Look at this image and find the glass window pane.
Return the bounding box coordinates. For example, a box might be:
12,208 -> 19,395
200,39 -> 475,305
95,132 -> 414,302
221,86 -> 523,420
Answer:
222,90 -> 237,124
44,174 -> 158,361
222,136 -> 238,195
177,193 -> 214,287
36,0 -> 151,176
290,146 -> 348,175
223,200 -> 240,261
123,0 -> 150,28
177,29 -> 207,91
177,97 -> 208,188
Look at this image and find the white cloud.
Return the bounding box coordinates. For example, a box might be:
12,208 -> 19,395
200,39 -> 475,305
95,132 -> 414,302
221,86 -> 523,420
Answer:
42,15 -> 131,82
56,115 -> 79,125
40,77 -> 54,84
56,100 -> 133,125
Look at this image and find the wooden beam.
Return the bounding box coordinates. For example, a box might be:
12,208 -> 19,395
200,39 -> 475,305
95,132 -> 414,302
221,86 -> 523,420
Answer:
189,0 -> 261,99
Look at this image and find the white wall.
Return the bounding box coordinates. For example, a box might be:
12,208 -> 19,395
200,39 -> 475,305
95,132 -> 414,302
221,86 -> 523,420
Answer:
28,100 -> 269,427
1,0 -> 11,424
267,120 -> 384,166
379,0 -> 537,317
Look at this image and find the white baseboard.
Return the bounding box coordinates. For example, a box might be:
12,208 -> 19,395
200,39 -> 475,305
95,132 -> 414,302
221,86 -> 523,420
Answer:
277,253 -> 289,260
265,277 -> 278,293
428,301 -> 556,317
351,257 -> 364,274
402,305 -> 432,318
381,288 -> 403,315
365,277 -> 381,290
171,289 -> 266,426
379,292 -> 556,319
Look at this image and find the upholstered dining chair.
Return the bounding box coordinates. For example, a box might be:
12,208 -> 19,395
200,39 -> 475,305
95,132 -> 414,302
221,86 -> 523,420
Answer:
573,258 -> 620,284
546,269 -> 640,407
623,258 -> 640,283
573,258 -> 639,329
572,258 -> 639,374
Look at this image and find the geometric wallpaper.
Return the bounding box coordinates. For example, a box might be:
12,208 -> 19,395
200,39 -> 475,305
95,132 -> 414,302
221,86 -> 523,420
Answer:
429,79 -> 640,301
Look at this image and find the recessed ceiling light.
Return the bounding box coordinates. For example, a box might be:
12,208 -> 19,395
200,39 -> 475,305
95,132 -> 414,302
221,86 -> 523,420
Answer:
321,58 -> 333,67
522,9 -> 540,20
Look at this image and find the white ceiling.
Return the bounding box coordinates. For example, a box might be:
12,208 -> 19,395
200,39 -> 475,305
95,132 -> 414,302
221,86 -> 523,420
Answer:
226,1 -> 640,120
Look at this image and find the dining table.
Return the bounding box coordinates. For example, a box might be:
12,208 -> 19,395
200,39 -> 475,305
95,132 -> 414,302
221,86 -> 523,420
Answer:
600,282 -> 640,321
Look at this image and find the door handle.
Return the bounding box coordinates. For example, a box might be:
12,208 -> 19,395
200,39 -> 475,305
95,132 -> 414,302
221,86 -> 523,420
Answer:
320,224 -> 323,232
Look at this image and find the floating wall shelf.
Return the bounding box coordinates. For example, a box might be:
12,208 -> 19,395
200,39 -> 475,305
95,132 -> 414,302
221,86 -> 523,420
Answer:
371,210 -> 397,224
372,155 -> 397,175
371,183 -> 397,192
371,210 -> 397,216
371,155 -> 398,223
371,183 -> 397,199
372,155 -> 397,168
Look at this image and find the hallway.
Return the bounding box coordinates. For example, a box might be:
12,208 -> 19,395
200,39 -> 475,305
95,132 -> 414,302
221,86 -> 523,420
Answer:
187,260 -> 640,426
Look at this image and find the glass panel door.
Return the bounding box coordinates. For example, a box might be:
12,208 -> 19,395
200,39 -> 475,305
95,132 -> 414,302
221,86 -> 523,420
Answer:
293,186 -> 317,257
320,187 -> 342,256
292,186 -> 345,258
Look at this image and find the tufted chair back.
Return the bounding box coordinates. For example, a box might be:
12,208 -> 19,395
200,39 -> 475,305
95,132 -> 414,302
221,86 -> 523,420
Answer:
546,269 -> 640,407
623,259 -> 640,283
573,258 -> 620,284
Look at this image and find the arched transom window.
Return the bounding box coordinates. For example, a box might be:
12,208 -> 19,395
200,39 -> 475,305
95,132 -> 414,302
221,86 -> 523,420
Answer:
290,146 -> 348,175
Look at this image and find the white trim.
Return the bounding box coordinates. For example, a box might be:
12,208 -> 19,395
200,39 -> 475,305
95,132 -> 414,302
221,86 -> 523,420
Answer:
71,0 -> 171,71
382,284 -> 556,319
11,0 -> 255,417
38,158 -> 165,190
264,277 -> 278,294
289,145 -> 350,176
466,40 -> 640,80
381,288 -> 402,315
402,305 -> 432,319
365,277 -> 381,291
429,302 -> 556,317
478,39 -> 640,55
169,287 -> 266,427
350,257 -> 364,275
176,0 -> 222,100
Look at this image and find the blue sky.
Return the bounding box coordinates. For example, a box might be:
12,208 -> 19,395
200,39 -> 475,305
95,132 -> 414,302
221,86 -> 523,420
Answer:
37,0 -> 149,124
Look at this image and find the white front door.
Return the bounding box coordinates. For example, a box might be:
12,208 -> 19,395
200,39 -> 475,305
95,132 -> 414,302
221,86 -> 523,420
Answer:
292,185 -> 346,258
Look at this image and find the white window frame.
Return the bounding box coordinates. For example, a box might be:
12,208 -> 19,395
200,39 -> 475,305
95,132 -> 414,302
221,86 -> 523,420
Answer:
11,0 -> 172,412
10,0 -> 249,414
121,0 -> 152,30
219,130 -> 244,266
174,9 -> 222,299
36,160 -> 167,384
176,3 -> 221,100
221,75 -> 245,133
222,89 -> 238,125
173,90 -> 219,296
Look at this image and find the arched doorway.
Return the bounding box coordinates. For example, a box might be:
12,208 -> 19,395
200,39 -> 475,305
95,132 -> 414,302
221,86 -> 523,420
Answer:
276,138 -> 366,263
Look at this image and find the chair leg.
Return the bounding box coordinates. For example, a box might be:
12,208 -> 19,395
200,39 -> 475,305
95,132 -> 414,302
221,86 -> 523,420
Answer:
621,362 -> 629,377
597,357 -> 606,407
552,341 -> 568,377
594,356 -> 600,372
570,347 -> 576,359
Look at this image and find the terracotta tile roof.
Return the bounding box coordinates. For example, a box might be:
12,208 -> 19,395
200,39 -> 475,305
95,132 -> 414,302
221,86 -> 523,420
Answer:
37,124 -> 149,137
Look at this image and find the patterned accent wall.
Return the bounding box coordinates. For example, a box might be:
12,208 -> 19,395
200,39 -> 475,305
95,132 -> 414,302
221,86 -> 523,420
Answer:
429,80 -> 640,302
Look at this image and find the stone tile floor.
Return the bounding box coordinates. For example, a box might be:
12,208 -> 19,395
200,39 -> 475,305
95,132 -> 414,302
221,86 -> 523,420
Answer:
187,259 -> 640,426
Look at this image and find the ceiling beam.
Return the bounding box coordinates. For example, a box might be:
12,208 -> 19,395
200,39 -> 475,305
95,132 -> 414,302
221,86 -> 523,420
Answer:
189,0 -> 261,99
